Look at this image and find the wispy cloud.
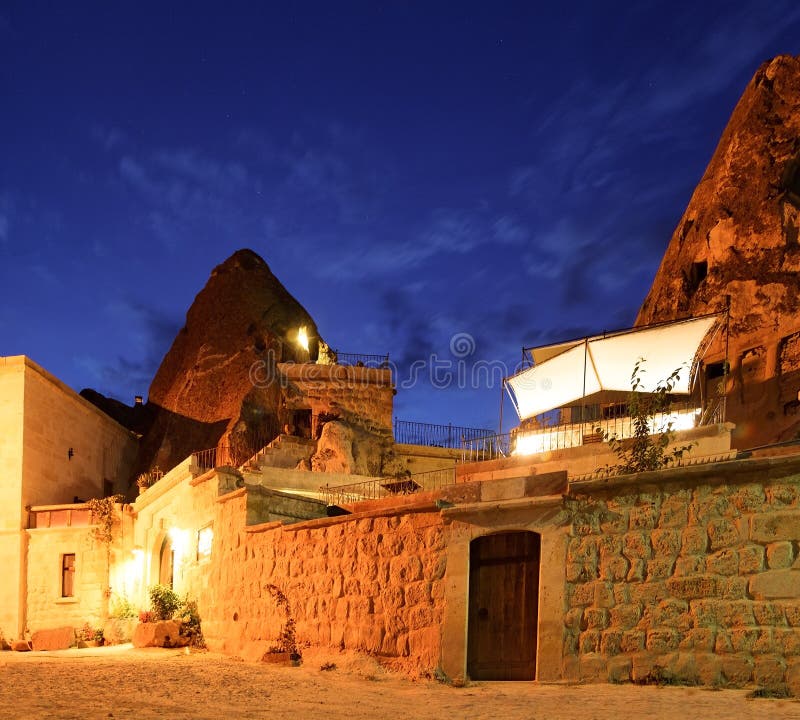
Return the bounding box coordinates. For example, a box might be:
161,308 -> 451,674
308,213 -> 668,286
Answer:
74,299 -> 180,398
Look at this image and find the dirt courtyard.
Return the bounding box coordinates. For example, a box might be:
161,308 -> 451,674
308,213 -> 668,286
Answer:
0,646 -> 797,720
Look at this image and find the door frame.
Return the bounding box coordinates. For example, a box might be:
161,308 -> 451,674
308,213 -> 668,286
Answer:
439,506 -> 568,684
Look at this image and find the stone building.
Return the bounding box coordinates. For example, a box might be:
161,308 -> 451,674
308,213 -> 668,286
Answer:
7,339 -> 800,692
0,356 -> 137,640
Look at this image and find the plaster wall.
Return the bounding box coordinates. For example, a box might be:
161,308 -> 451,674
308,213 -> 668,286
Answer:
25,526 -> 108,632
19,356 -> 138,508
0,359 -> 25,637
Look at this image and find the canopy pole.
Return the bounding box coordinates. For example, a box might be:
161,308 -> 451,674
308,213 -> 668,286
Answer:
723,295 -> 731,423
499,379 -> 505,435
581,338 -> 588,431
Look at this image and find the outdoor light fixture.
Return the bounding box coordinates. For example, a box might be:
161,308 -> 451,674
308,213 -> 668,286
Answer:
68,448 -> 74,460
297,326 -> 309,352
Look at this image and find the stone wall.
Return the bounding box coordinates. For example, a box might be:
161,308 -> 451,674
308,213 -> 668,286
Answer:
204,493 -> 446,675
279,363 -> 393,433
563,463 -> 800,692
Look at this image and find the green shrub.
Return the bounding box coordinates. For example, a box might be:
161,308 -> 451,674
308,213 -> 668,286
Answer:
110,593 -> 137,619
149,584 -> 182,620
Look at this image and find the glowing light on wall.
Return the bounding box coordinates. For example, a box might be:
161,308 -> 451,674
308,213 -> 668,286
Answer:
297,326 -> 309,351
168,527 -> 190,564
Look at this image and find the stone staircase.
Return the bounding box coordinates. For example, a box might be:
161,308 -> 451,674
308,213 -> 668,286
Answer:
243,434 -> 315,471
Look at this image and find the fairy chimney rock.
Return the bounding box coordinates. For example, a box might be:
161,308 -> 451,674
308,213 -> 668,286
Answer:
142,249 -> 322,471
637,54 -> 800,446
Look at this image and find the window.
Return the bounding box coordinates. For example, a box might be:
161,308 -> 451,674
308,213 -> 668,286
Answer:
687,261 -> 708,295
61,554 -> 75,597
197,525 -> 213,561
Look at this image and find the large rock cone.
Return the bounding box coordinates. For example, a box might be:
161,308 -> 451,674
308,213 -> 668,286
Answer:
140,249 -> 322,473
637,55 -> 800,447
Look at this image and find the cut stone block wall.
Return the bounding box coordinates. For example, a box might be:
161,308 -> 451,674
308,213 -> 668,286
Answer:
204,493 -> 446,675
563,471 -> 800,691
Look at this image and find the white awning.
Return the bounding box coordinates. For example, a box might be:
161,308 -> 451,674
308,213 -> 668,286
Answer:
506,315 -> 720,421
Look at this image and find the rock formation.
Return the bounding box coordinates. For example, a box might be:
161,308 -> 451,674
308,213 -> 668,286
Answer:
136,249 -> 322,475
637,55 -> 800,448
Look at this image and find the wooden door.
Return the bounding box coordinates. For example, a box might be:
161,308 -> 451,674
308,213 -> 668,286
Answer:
467,531 -> 540,680
159,536 -> 174,588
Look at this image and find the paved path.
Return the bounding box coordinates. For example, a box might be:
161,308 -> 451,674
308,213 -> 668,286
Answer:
1,646 -> 797,719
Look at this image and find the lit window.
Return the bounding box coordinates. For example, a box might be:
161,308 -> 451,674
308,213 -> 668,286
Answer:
197,525 -> 213,561
61,554 -> 75,597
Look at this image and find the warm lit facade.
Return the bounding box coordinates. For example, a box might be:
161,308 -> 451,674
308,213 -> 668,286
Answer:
0,356 -> 137,639
5,354 -> 800,693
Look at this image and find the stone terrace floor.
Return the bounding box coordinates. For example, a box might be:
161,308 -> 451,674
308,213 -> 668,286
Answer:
0,646 -> 797,720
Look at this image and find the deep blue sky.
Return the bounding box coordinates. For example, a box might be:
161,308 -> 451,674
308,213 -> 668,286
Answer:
2,2 -> 799,431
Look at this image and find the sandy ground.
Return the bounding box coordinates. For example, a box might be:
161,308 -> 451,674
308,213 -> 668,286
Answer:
0,645 -> 797,720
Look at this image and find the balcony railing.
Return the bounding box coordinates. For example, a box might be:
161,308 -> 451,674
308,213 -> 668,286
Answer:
320,467 -> 456,506
335,352 -> 390,368
393,419 -> 495,449
461,401 -> 716,463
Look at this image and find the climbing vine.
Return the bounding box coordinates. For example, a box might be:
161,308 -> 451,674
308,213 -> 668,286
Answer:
86,495 -> 123,544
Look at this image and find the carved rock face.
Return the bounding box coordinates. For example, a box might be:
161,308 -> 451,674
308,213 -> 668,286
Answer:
637,55 -> 800,447
141,249 -> 323,472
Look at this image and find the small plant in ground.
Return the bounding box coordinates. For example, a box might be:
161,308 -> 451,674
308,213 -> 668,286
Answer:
76,622 -> 104,644
177,599 -> 206,648
110,593 -> 137,619
265,584 -> 299,660
148,584 -> 182,621
599,360 -> 696,476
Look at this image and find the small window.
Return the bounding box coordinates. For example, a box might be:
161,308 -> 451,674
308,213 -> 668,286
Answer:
705,361 -> 727,380
688,261 -> 708,295
197,525 -> 213,561
61,554 -> 75,597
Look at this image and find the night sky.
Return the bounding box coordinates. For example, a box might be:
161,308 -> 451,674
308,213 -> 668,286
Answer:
2,2 -> 800,432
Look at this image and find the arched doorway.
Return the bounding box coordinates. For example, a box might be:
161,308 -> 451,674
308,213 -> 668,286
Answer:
467,531 -> 541,680
158,535 -> 174,588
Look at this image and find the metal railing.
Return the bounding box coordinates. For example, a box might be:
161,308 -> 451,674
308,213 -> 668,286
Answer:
393,419 -> 495,449
191,424 -> 282,473
320,467 -> 456,506
461,401 -> 713,463
192,446 -> 233,472
335,352 -> 390,368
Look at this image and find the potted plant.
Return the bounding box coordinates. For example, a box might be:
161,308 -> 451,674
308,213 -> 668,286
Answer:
76,622 -> 104,648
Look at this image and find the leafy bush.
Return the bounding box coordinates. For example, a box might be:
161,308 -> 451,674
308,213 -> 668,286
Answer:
600,360 -> 695,476
177,599 -> 205,648
149,584 -> 182,620
110,593 -> 137,619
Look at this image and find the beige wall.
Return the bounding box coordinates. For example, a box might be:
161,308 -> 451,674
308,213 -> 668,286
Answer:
0,356 -> 138,639
19,356 -> 138,508
130,459 -> 220,615
0,359 -> 25,638
25,525 -> 108,632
